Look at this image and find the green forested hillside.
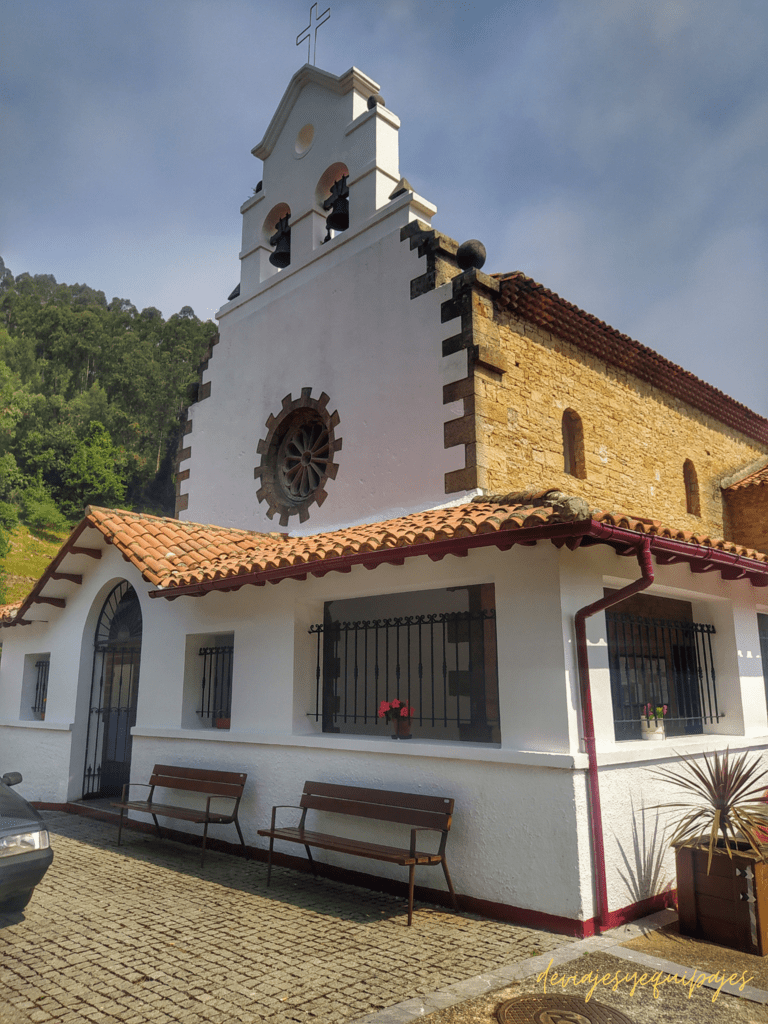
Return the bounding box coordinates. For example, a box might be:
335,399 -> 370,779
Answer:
0,256 -> 215,602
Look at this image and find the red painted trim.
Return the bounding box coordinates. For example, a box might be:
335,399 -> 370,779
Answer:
574,536 -> 655,935
28,802 -> 643,937
148,520 -> 595,598
599,889 -> 677,932
148,516 -> 768,600
2,519 -> 91,627
34,802 -> 677,936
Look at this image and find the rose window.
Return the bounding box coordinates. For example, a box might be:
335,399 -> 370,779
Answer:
255,388 -> 341,525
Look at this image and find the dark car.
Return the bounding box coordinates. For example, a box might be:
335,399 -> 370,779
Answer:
0,772 -> 53,913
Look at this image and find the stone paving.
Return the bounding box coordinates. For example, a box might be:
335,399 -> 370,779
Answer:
0,812 -> 571,1024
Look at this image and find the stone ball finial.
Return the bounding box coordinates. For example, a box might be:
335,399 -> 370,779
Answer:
456,239 -> 487,270
367,94 -> 385,109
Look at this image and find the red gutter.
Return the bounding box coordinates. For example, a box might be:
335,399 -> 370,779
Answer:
574,535 -> 654,934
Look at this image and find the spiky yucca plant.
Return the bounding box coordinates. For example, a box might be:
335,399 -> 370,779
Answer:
650,748 -> 768,874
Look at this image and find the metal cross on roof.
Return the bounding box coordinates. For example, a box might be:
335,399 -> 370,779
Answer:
297,3 -> 331,66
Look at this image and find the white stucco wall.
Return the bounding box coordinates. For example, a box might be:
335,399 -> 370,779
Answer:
3,537 -> 768,924
183,202 -> 464,533
181,67 -> 468,534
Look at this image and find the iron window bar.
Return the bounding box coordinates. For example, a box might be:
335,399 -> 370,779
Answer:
198,645 -> 234,724
606,612 -> 720,740
309,609 -> 499,740
32,658 -> 49,716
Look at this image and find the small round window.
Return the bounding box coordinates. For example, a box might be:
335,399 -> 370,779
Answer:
255,389 -> 341,525
295,123 -> 315,156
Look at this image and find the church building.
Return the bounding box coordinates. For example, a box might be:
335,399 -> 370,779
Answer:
2,65 -> 767,936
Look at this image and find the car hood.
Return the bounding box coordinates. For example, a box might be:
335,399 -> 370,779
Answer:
0,781 -> 45,836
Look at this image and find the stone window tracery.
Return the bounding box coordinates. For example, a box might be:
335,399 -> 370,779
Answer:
255,388 -> 341,525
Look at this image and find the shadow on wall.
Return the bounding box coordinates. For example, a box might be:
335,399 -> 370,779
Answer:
615,797 -> 672,903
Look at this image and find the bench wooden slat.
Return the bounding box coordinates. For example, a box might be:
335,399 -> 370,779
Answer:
116,801 -> 237,824
152,765 -> 247,785
148,774 -> 244,799
259,827 -> 444,864
304,781 -> 454,815
300,794 -> 450,829
112,764 -> 248,867
260,780 -> 458,925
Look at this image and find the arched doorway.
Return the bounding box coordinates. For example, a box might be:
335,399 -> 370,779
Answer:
82,581 -> 143,798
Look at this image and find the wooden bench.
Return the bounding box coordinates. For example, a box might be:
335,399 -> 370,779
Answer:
257,781 -> 458,925
112,764 -> 248,867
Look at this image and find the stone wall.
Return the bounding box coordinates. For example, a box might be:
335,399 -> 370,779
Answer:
441,275 -> 767,543
438,276 -> 768,540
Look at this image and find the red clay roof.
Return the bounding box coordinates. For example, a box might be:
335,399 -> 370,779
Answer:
0,602 -> 22,626
2,496 -> 767,626
725,463 -> 768,491
495,271 -> 768,447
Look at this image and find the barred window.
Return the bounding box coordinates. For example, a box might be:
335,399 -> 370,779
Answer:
20,651 -> 51,722
198,638 -> 234,729
309,584 -> 500,743
32,658 -> 49,719
607,610 -> 720,741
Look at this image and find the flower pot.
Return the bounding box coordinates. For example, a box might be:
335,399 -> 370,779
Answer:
641,719 -> 665,741
215,717 -> 230,730
676,844 -> 768,955
391,717 -> 412,740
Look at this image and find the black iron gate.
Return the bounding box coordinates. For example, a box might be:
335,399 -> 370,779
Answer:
82,581 -> 143,798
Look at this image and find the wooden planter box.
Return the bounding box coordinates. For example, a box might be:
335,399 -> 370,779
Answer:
676,844 -> 768,955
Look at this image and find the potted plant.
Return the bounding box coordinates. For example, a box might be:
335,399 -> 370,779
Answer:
641,702 -> 667,740
378,698 -> 414,739
650,747 -> 768,955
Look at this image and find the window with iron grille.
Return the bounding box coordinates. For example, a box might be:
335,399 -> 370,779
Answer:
32,658 -> 49,718
759,613 -> 768,708
607,610 -> 720,741
19,651 -> 51,722
309,584 -> 500,743
197,638 -> 234,728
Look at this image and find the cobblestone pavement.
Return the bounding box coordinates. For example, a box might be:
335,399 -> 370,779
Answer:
0,812 -> 571,1024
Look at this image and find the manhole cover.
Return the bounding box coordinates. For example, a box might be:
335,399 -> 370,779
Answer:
496,994 -> 637,1024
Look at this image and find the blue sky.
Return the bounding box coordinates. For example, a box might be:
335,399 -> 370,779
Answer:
2,0 -> 766,414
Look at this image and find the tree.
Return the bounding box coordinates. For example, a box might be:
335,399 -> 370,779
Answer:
62,422 -> 126,517
0,260 -> 215,517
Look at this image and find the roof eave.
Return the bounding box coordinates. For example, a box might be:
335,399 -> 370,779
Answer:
148,517 -> 768,600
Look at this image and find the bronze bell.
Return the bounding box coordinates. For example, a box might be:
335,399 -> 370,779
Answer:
269,215 -> 291,268
323,175 -> 349,235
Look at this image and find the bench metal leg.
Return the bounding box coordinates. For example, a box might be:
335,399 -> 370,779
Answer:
201,819 -> 210,868
441,858 -> 459,912
151,813 -> 163,840
266,836 -> 275,885
407,864 -> 416,926
234,819 -> 248,859
304,845 -> 318,878
117,808 -> 125,847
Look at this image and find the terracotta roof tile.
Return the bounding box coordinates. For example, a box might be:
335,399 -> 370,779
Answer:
495,271 -> 768,446
725,463 -> 768,491
3,494 -> 767,626
0,602 -> 22,625
82,499 -> 768,593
